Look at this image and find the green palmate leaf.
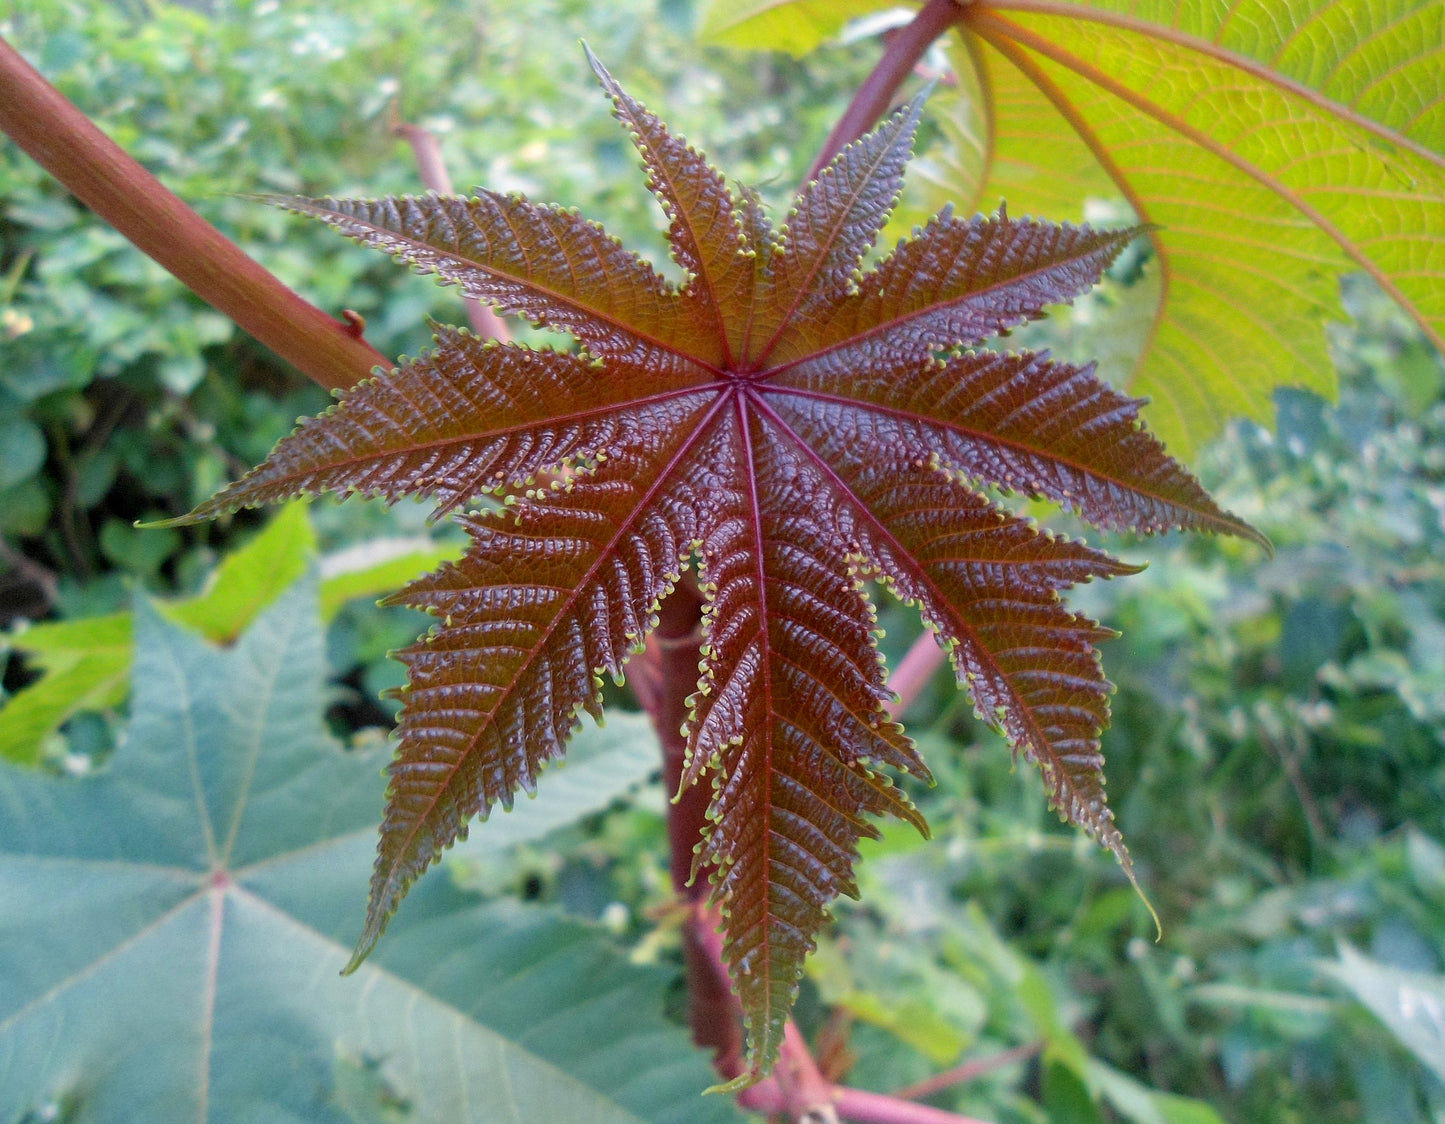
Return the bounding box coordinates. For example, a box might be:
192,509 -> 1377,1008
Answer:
948,0 -> 1445,455
0,578 -> 735,1124
716,0 -> 1445,455
171,52 -> 1261,1079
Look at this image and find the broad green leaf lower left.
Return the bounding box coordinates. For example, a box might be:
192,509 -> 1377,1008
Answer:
0,577 -> 736,1123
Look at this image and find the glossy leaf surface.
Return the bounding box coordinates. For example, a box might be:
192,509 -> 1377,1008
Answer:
178,55 -> 1259,1077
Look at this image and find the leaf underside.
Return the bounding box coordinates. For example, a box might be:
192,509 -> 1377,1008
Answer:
931,0 -> 1445,456
181,50 -> 1261,1080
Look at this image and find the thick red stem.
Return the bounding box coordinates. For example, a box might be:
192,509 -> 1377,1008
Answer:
640,579 -> 746,1076
806,0 -> 966,182
0,36 -> 389,393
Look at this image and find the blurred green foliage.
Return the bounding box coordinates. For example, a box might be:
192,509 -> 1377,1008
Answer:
2,2 -> 1443,1122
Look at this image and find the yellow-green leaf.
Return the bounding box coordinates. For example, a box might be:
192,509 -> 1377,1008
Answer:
0,502 -> 459,765
159,500 -> 315,642
0,614 -> 132,765
951,0 -> 1445,453
698,0 -> 895,56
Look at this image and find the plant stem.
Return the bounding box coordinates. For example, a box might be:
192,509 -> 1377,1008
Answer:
886,632 -> 949,718
0,36 -> 389,393
806,0 -> 966,181
892,1043 -> 1040,1101
388,103 -> 511,342
640,578 -> 747,1075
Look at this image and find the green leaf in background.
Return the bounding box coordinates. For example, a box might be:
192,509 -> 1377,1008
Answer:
1083,1058 -> 1229,1124
0,612 -> 131,766
698,0 -> 892,56
710,0 -> 1445,456
0,578 -> 735,1123
447,710 -> 664,868
1045,1060 -> 1110,1124
317,535 -> 463,624
0,415 -> 46,491
0,502 -> 460,765
1325,944 -> 1445,1085
157,498 -> 316,642
807,931 -> 984,1065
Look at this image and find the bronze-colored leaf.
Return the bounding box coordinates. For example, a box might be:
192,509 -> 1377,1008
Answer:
177,53 -> 1261,1080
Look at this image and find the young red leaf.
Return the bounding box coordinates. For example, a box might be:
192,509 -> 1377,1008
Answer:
174,54 -> 1263,1081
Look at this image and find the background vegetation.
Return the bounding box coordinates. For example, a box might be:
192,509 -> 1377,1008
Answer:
2,1 -> 1442,1121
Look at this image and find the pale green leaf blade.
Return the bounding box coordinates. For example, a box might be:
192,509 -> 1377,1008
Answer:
447,710 -> 663,863
698,0 -> 896,56
1325,944 -> 1445,1084
0,580 -> 737,1123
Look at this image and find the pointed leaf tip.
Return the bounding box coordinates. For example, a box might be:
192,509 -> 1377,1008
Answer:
581,40 -> 607,83
342,914 -> 387,976
1117,852 -> 1163,941
703,1072 -> 758,1097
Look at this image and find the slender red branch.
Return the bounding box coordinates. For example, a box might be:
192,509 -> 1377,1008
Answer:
887,633 -> 949,718
806,0 -> 966,182
892,1043 -> 1040,1101
0,36 -> 389,393
835,1086 -> 999,1124
388,103 -> 512,342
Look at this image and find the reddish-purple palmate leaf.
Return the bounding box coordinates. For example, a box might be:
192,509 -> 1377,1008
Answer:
174,49 -> 1265,1080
